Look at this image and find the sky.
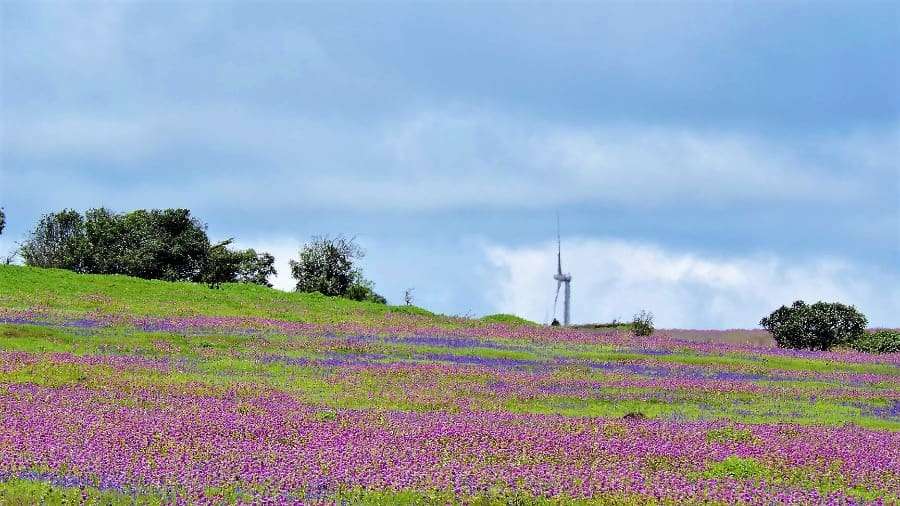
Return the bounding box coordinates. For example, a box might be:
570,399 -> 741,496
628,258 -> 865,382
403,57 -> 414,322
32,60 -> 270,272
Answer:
1,1 -> 898,327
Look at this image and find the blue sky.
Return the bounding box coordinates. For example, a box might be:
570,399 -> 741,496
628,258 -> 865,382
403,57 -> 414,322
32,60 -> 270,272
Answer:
1,1 -> 898,327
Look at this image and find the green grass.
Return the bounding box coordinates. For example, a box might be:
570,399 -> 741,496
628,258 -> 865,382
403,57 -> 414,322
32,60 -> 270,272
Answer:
480,313 -> 537,325
0,265 -> 439,323
0,478 -> 169,505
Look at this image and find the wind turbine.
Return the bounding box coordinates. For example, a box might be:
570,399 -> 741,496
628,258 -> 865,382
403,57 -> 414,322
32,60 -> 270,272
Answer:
553,215 -> 572,326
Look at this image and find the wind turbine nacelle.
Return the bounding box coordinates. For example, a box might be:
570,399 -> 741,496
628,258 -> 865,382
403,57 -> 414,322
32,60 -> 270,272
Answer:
554,273 -> 572,282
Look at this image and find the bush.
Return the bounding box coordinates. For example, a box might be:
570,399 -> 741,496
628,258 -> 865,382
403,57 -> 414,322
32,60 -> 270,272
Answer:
632,310 -> 654,336
204,242 -> 277,288
20,210 -> 88,271
21,208 -> 275,287
848,330 -> 900,354
345,275 -> 387,304
760,300 -> 867,351
290,235 -> 386,303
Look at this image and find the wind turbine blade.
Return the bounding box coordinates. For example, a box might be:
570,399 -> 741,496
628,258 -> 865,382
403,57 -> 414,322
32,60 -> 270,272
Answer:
553,280 -> 562,318
556,213 -> 563,275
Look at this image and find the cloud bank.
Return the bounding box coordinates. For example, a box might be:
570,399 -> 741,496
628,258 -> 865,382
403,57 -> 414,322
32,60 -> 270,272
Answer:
486,238 -> 899,328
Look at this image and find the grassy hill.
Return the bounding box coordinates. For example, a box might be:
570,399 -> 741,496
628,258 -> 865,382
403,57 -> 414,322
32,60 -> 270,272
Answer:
0,265 -> 898,503
0,264 -> 440,323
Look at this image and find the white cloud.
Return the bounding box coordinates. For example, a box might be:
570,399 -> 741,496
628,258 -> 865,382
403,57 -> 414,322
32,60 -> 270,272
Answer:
485,238 -> 900,328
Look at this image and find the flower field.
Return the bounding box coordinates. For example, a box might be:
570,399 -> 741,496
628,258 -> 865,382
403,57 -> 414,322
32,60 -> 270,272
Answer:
0,267 -> 897,504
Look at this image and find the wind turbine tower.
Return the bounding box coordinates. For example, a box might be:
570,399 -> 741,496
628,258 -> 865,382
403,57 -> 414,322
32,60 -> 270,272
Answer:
553,216 -> 572,326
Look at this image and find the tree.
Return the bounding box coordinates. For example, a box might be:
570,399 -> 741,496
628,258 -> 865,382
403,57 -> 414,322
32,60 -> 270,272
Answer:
82,207 -> 129,274
345,274 -> 387,304
204,241 -> 277,288
20,207 -> 276,288
0,208 -> 5,235
632,310 -> 654,336
20,210 -> 88,271
118,209 -> 210,282
290,235 -> 361,296
235,249 -> 277,287
290,235 -> 386,303
760,300 -> 867,351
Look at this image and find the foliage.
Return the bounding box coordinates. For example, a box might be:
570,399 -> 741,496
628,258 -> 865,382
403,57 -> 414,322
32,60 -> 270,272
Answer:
204,241 -> 277,288
19,209 -> 88,271
848,330 -> 900,354
631,310 -> 654,337
117,208 -> 210,282
290,235 -> 385,303
760,300 -> 867,351
345,275 -> 387,304
19,208 -> 274,287
0,207 -> 5,235
235,249 -> 277,287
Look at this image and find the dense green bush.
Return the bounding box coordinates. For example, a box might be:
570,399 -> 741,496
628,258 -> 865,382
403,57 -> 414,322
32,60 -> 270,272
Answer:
204,241 -> 277,288
346,277 -> 387,304
632,310 -> 654,337
760,300 -> 867,351
290,235 -> 386,304
848,330 -> 900,354
20,209 -> 88,272
20,208 -> 275,287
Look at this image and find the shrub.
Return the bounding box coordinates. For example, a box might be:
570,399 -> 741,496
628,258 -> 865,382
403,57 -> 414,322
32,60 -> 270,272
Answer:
20,210 -> 88,271
21,208 -> 275,287
345,276 -> 387,304
848,330 -> 900,354
290,235 -> 360,296
290,235 -> 386,303
204,243 -> 278,288
760,300 -> 867,351
632,310 -> 654,336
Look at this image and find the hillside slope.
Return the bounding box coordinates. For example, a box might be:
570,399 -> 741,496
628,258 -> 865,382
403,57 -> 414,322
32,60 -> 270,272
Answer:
0,265 -> 439,323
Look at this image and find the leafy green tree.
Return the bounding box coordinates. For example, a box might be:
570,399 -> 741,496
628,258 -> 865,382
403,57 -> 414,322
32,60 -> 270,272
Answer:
82,207 -> 129,274
346,274 -> 387,304
290,235 -> 360,296
20,210 -> 88,271
21,207 -> 277,287
631,310 -> 654,336
290,235 -> 386,303
203,241 -> 277,288
117,209 -> 210,282
760,300 -> 867,351
235,249 -> 277,287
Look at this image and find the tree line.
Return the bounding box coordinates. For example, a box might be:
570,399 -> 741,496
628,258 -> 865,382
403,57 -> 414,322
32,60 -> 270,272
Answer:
8,208 -> 386,303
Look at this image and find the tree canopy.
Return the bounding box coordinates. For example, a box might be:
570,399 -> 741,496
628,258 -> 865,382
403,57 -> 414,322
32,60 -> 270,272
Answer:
760,300 -> 867,351
290,235 -> 386,304
20,208 -> 276,287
